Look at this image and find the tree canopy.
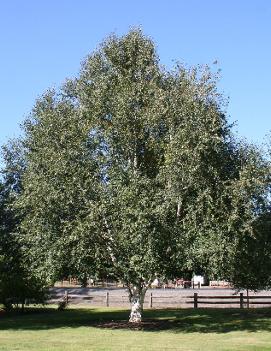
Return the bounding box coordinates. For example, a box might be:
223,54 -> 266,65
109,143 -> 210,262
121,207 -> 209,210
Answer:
2,29 -> 270,321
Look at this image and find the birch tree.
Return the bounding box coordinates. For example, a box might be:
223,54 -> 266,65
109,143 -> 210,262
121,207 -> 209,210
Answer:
17,30 -> 270,322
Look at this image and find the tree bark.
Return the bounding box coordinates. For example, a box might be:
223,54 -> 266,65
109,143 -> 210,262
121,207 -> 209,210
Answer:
128,285 -> 146,323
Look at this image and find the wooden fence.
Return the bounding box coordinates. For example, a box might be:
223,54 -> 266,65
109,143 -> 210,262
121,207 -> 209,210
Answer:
49,291 -> 271,309
189,293 -> 271,309
50,292 -> 130,307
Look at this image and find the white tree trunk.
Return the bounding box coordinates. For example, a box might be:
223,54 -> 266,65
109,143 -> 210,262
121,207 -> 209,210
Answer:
129,286 -> 146,323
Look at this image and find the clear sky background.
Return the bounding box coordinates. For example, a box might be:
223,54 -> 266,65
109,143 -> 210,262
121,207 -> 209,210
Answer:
0,0 -> 270,148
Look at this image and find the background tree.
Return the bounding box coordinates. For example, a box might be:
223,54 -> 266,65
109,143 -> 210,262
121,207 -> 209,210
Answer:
0,141 -> 46,310
224,143 -> 271,292
229,212 -> 271,293
17,30 -> 271,322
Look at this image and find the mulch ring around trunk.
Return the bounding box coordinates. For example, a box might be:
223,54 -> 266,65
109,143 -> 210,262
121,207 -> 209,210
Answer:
93,319 -> 175,331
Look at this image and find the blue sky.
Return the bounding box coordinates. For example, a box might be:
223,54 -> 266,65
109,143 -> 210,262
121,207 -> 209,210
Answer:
0,0 -> 270,147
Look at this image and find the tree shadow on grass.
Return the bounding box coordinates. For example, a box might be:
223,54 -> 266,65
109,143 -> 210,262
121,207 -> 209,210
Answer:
1,307 -> 271,333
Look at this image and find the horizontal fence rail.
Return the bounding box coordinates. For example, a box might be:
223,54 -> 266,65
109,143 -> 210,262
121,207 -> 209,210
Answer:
179,293 -> 271,309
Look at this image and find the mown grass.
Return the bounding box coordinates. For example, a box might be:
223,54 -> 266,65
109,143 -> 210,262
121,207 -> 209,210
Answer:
1,306 -> 271,350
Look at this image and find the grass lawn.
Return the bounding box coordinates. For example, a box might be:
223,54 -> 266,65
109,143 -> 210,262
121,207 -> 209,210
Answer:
1,306 -> 271,351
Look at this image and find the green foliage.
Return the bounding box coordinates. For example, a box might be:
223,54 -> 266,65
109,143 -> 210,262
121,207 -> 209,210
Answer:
13,29 -> 271,297
0,141 -> 47,310
229,212 -> 271,291
223,142 -> 271,291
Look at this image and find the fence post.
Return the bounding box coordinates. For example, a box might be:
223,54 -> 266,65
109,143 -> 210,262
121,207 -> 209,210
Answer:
194,293 -> 198,308
240,293 -> 244,309
149,293 -> 153,308
64,290 -> 68,304
106,292 -> 109,307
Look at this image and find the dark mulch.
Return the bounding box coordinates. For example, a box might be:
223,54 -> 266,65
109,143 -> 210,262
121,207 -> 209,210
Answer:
93,319 -> 174,330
